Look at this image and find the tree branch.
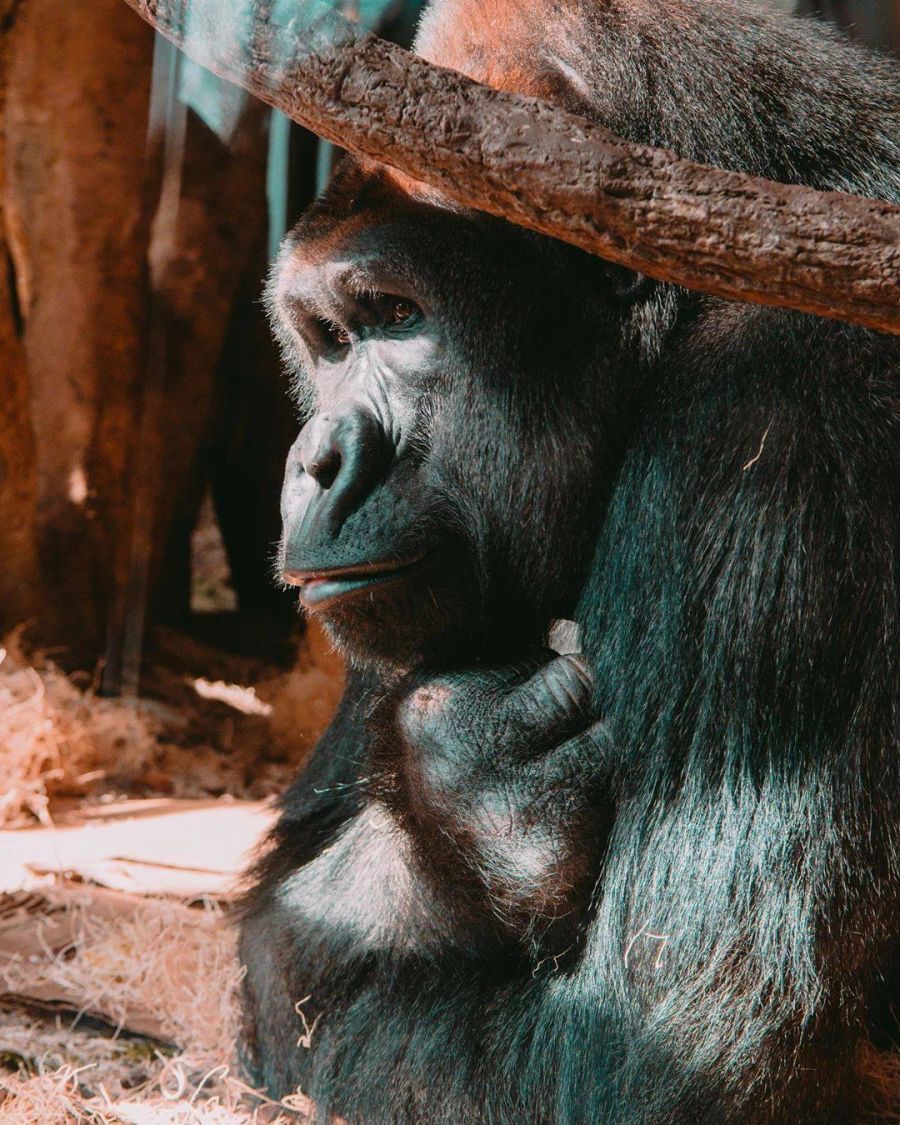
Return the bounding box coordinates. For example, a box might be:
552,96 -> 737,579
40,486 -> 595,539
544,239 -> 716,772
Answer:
120,0 -> 900,335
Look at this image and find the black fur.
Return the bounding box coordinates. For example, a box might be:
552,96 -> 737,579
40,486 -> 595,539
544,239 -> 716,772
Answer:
239,2 -> 900,1121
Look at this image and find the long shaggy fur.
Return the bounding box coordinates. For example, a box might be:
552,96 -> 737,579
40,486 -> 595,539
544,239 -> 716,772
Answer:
239,3 -> 900,1122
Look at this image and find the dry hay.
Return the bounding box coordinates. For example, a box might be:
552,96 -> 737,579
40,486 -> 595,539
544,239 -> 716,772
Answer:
0,626 -> 341,1121
0,624 -> 343,830
0,892 -> 315,1123
2,890 -> 896,1125
0,633 -> 159,827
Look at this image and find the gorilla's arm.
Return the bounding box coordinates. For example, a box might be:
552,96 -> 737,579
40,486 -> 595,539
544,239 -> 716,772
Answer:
239,653 -> 616,1108
243,654 -> 613,962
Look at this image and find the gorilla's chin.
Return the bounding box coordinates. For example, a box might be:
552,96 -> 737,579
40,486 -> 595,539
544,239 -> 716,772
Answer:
306,551 -> 488,671
308,547 -> 559,671
319,605 -> 481,672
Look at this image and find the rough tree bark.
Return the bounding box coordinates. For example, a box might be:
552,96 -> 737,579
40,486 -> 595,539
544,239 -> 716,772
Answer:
120,0 -> 900,336
0,1 -> 38,629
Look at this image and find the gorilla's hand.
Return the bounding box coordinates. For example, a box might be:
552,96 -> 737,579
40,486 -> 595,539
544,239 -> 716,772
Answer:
371,653 -> 614,956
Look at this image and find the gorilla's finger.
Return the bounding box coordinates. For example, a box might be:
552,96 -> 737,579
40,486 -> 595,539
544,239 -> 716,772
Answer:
521,731 -> 613,799
458,648 -> 564,696
401,648 -> 561,715
495,654 -> 595,753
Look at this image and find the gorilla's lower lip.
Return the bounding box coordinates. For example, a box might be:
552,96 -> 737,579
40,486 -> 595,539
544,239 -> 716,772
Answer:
285,554 -> 429,609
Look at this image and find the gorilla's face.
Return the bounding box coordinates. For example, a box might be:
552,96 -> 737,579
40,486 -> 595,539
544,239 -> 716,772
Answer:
270,160 -> 634,668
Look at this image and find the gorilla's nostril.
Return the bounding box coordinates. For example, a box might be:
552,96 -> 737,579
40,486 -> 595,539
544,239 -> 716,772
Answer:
308,451 -> 341,490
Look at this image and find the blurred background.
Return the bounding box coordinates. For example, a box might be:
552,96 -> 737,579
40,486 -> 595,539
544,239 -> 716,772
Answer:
0,0 -> 428,689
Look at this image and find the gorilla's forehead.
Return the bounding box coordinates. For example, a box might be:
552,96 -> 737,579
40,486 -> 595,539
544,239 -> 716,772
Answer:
273,161 -> 476,311
273,248 -> 422,319
284,160 -> 456,255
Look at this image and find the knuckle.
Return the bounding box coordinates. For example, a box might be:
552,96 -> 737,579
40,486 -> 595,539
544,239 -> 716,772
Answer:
397,682 -> 454,743
396,677 -> 496,804
580,719 -> 613,761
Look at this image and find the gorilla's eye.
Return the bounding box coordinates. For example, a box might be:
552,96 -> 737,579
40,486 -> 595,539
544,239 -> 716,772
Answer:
372,293 -> 421,329
390,299 -> 418,325
318,319 -> 350,349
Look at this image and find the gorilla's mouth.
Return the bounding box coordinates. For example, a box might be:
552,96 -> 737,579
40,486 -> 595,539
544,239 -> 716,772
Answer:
284,553 -> 430,610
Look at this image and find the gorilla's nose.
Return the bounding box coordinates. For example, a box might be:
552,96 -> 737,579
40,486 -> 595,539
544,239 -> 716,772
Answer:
295,406 -> 390,534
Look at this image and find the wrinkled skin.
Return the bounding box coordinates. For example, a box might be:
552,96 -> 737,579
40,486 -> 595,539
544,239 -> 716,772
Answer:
268,168 -> 632,667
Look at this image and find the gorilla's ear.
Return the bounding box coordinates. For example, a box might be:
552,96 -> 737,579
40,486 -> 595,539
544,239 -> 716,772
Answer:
535,3 -> 619,120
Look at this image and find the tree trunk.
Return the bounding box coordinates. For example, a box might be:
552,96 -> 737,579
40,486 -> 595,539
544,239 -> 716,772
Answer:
0,229 -> 38,630
0,0 -> 283,673
139,98 -> 273,633
1,0 -> 156,662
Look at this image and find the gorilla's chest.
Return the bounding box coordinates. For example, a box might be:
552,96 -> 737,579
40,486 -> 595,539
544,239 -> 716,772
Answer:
277,803 -> 447,952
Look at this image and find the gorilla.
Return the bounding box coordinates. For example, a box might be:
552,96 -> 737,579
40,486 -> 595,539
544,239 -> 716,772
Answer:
238,1 -> 900,1121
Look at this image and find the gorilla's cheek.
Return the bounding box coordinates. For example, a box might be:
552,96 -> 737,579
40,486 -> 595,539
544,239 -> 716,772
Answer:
436,413 -> 601,626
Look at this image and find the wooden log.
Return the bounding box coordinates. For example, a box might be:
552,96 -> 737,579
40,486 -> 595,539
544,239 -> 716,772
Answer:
119,0 -> 900,336
0,2 -> 40,632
